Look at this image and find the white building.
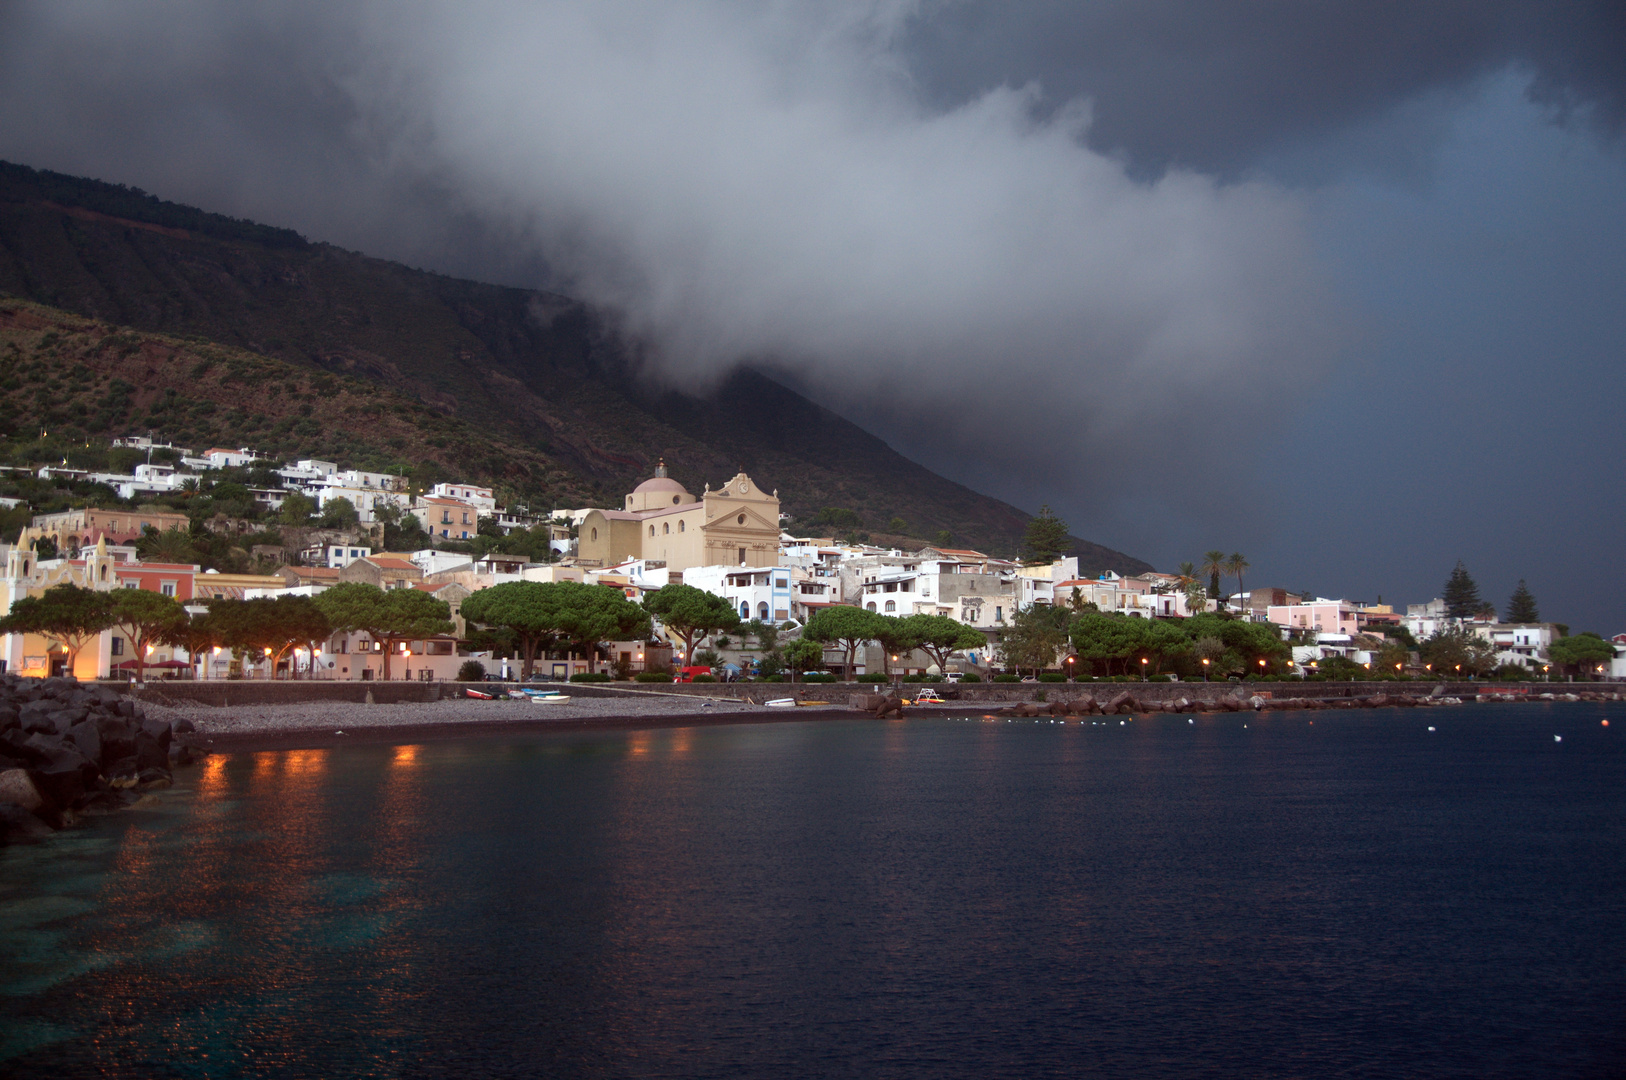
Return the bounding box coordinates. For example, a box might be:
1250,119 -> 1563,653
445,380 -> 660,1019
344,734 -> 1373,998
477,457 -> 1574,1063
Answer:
1475,623 -> 1558,669
307,542 -> 373,569
429,482 -> 496,512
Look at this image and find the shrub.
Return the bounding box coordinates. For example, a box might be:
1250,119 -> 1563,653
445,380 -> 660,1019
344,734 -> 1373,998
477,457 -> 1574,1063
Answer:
993,674 -> 1022,683
801,673 -> 837,683
1037,673 -> 1066,683
903,674 -> 927,683
634,672 -> 673,682
569,672 -> 611,683
756,674 -> 784,682
1147,674 -> 1172,683
691,674 -> 717,683
857,673 -> 889,683
456,660 -> 486,682
958,674 -> 981,683
1035,690 -> 1047,701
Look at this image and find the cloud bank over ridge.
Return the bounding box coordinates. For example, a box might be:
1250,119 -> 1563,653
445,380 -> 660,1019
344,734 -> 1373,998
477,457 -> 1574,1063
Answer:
0,1 -> 1343,509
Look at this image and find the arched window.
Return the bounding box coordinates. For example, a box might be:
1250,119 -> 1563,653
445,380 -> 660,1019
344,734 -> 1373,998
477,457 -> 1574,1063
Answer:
884,600 -> 895,612
678,520 -> 685,532
99,565 -> 107,581
663,522 -> 670,534
866,602 -> 877,612
740,602 -> 750,619
649,525 -> 656,537
591,528 -> 598,541
758,602 -> 769,620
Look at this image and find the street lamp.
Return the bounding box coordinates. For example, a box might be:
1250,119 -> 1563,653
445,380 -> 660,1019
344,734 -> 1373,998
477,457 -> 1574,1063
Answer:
1140,657 -> 1149,681
1201,657 -> 1210,681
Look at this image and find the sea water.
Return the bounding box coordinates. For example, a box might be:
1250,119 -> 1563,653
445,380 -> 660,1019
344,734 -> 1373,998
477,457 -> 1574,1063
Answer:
2,703 -> 1623,1078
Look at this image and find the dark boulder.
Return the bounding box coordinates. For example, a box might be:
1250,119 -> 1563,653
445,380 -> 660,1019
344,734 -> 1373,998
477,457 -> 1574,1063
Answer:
140,718 -> 173,749
96,718 -> 136,762
172,718 -> 197,734
137,768 -> 172,791
0,801 -> 54,845
66,720 -> 102,763
134,733 -> 169,773
0,767 -> 44,811
873,696 -> 904,719
28,759 -> 88,812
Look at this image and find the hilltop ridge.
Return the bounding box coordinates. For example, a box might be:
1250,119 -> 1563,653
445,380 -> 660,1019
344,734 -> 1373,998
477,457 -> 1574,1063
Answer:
0,160 -> 1151,574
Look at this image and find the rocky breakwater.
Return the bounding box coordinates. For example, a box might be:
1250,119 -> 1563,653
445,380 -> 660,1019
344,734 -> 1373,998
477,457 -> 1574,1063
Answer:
0,675 -> 195,845
984,689 -> 1480,717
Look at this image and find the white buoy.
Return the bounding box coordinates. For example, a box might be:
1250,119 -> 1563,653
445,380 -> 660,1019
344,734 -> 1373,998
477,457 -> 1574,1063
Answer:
1428,726 -> 1436,732
1555,735 -> 1563,742
1188,718 -> 1195,724
1120,720 -> 1125,726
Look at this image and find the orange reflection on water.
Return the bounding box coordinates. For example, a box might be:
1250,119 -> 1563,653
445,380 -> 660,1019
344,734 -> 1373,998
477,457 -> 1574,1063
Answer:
628,734 -> 650,757
669,728 -> 692,757
198,753 -> 230,797
284,748 -> 329,776
392,744 -> 421,767
254,750 -> 279,776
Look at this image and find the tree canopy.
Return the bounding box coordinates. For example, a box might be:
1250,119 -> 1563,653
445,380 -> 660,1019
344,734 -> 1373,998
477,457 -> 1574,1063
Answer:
1505,580 -> 1539,624
1419,624 -> 1497,676
1547,632 -> 1613,677
804,606 -> 887,674
203,595 -> 331,678
314,582 -> 453,679
1023,505 -> 1069,564
1442,560 -> 1483,619
999,604 -> 1072,675
899,614 -> 984,675
0,583 -> 112,670
537,581 -> 652,673
107,588 -> 189,683
460,581 -> 563,678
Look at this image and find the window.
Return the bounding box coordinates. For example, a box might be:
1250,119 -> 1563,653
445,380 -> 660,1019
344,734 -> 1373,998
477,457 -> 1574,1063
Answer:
672,495 -> 680,505
740,602 -> 750,618
884,600 -> 895,612
758,603 -> 769,620
867,602 -> 877,611
124,582 -> 138,589
650,525 -> 656,537
678,520 -> 685,533
110,638 -> 124,656
663,522 -> 670,535
995,606 -> 1003,621
738,547 -> 746,563
591,528 -> 598,541
441,511 -> 452,524
737,514 -> 746,525
160,582 -> 176,598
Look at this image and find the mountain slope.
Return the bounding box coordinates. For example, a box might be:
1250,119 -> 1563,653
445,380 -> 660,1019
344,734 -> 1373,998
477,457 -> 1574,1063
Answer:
0,160 -> 1150,574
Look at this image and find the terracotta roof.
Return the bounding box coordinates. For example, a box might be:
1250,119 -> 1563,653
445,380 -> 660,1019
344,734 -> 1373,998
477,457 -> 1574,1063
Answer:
365,557 -> 419,570
931,548 -> 988,558
288,566 -> 341,578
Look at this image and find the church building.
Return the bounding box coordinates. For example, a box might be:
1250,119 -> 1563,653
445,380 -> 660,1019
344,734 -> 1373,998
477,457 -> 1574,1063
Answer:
577,463 -> 781,573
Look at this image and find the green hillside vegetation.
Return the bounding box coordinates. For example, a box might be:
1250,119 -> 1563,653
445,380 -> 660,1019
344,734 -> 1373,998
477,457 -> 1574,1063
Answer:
0,160 -> 1149,573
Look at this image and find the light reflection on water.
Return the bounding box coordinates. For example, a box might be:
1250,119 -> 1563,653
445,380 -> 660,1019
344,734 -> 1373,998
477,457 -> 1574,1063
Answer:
0,707 -> 1622,1078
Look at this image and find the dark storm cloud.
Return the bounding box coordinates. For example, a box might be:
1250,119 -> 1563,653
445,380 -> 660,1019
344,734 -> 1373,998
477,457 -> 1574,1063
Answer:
902,1 -> 1626,178
0,2 -> 1621,630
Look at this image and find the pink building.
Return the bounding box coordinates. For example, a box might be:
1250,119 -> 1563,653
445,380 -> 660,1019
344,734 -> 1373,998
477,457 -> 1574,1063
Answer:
1268,600 -> 1358,636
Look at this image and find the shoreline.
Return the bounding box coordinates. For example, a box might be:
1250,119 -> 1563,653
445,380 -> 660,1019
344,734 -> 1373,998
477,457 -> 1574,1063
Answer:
143,693 -> 1622,755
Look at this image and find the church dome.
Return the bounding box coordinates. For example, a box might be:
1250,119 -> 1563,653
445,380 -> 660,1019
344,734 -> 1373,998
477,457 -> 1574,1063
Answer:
632,459 -> 687,495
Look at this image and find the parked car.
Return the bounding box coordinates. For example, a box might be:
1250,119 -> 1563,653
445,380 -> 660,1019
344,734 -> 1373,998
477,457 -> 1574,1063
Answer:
944,672 -> 964,683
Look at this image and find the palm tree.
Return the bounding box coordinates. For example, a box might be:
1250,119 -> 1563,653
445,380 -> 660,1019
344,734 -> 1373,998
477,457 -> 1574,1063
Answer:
1226,553 -> 1250,611
1176,561 -> 1196,589
1201,551 -> 1226,602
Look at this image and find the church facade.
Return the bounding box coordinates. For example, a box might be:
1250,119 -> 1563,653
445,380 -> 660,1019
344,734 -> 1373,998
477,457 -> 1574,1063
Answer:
577,463 -> 781,573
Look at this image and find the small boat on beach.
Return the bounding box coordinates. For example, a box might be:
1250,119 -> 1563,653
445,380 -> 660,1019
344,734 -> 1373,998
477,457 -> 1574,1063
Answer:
465,688 -> 495,699
765,698 -> 797,708
519,688 -> 571,703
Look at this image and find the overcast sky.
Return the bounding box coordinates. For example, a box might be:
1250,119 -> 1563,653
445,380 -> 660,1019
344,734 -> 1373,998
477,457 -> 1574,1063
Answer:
1,1 -> 1622,631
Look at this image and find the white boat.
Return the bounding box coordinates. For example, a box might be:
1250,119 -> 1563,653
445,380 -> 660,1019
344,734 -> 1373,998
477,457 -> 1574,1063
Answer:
765,698 -> 798,708
531,693 -> 570,704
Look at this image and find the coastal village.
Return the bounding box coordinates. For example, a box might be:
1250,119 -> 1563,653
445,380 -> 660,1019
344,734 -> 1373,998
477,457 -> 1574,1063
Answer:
0,441 -> 1620,684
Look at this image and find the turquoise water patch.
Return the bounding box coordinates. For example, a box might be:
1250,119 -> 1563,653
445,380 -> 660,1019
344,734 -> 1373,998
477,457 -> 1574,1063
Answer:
309,872 -> 394,906
322,910 -> 391,950
0,1018 -> 76,1063
0,895 -> 95,930
0,949 -> 119,998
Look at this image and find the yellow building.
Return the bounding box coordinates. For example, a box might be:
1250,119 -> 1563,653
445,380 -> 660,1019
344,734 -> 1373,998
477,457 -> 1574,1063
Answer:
577,463 -> 781,572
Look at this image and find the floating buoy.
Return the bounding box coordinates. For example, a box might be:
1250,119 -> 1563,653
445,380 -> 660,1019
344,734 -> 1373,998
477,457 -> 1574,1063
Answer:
1188,718 -> 1195,724
1427,726 -> 1436,732
1554,735 -> 1563,742
1604,720 -> 1610,727
1119,720 -> 1125,726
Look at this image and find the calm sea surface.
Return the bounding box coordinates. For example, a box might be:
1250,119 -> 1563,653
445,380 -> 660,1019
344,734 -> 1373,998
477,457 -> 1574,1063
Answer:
2,703 -> 1624,1078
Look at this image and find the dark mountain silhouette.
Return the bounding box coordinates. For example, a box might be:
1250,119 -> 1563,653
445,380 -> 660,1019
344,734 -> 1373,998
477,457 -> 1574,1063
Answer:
0,160 -> 1149,574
